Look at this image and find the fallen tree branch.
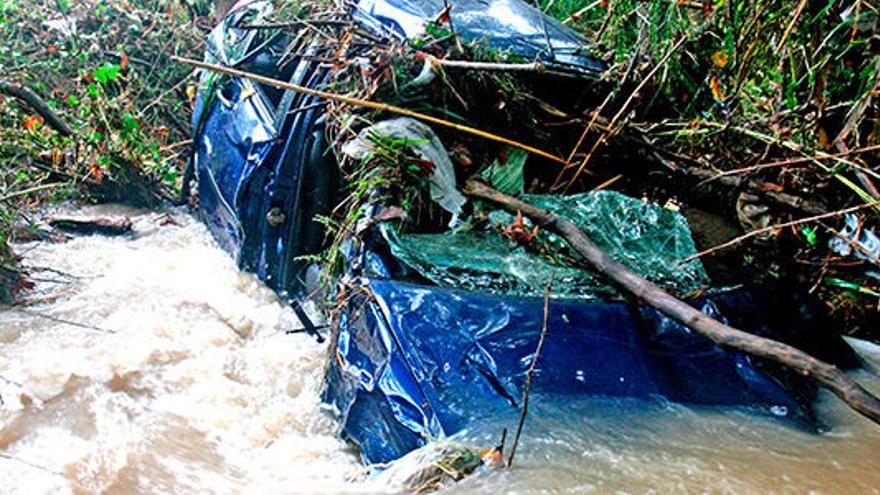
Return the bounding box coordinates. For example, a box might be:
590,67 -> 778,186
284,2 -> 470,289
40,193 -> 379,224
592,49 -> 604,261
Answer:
0,80 -> 74,136
48,215 -> 133,236
464,180 -> 880,427
171,56 -> 569,166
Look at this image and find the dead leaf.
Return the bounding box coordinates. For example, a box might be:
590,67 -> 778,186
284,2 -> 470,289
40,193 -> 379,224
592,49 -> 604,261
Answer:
24,115 -> 43,131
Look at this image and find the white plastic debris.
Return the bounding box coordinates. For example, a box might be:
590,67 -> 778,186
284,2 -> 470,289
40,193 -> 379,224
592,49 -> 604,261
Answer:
829,214 -> 880,265
407,57 -> 437,88
42,17 -> 77,36
342,117 -> 467,221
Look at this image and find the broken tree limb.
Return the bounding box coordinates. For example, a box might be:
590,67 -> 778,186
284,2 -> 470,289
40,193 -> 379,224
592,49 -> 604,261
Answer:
464,179 -> 880,427
48,216 -> 132,236
0,80 -> 74,136
170,56 -> 570,166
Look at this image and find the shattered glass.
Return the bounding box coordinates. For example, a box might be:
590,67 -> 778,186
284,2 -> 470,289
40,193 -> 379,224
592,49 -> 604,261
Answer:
385,190 -> 710,298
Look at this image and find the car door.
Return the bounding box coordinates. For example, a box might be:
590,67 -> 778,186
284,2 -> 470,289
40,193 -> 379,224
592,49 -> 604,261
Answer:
192,76 -> 278,262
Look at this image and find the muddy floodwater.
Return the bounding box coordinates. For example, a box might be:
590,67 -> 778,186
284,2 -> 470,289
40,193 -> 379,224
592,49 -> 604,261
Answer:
1,207 -> 879,494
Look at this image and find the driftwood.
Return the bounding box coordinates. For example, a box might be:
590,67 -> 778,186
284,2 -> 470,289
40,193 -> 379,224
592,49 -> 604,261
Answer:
464,180 -> 880,427
48,216 -> 132,236
0,80 -> 73,136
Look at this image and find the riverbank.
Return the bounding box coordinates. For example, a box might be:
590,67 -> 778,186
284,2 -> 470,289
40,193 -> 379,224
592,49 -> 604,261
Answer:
0,0 -> 203,302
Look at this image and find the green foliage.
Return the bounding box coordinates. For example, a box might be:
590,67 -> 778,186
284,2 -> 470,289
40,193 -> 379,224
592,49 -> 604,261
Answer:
478,146 -> 528,196
541,0 -> 877,139
801,226 -> 818,246
0,0 -> 203,295
92,62 -> 121,84
0,0 -> 201,198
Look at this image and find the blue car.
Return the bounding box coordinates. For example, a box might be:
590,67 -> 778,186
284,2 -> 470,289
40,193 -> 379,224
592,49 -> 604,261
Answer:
187,0 -> 859,465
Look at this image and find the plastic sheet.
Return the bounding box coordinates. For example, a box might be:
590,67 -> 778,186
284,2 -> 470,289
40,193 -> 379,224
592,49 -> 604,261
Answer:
385,190 -> 710,299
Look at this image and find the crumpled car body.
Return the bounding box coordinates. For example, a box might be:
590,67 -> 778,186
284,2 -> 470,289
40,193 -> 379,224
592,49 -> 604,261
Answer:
189,0 -> 856,466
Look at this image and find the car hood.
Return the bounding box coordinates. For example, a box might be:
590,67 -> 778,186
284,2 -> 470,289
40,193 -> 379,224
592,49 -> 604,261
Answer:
354,0 -> 605,76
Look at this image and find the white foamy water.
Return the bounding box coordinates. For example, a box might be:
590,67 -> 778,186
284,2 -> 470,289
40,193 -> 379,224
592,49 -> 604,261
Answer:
0,207 -> 363,493
2,206 -> 880,494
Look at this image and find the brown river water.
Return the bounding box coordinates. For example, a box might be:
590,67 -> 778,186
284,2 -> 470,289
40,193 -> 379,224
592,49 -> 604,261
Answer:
1,207 -> 879,494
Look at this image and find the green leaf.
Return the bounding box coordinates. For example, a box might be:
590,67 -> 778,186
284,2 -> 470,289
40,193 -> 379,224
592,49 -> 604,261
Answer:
825,277 -> 880,297
121,112 -> 138,133
479,146 -> 528,196
801,226 -> 817,246
93,63 -> 121,84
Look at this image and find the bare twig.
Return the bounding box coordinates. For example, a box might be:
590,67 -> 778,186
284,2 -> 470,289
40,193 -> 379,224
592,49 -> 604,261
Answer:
710,144 -> 880,179
508,278 -> 553,468
558,36 -> 687,191
6,307 -> 119,334
425,55 -> 547,73
776,0 -> 809,55
0,183 -> 64,203
562,0 -> 603,24
0,452 -> 65,478
550,91 -> 614,191
606,36 -> 687,131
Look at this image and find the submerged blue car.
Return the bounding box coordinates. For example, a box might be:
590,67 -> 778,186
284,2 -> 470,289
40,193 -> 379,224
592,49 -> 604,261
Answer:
187,0 -> 859,465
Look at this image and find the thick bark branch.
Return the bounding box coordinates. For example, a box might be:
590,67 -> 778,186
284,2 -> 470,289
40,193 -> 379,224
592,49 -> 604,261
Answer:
464,179 -> 880,427
48,216 -> 132,236
0,80 -> 73,136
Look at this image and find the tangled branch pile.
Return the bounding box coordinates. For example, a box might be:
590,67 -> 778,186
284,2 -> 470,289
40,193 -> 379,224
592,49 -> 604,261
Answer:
546,0 -> 880,333
238,0 -> 880,335
3,0 -> 879,335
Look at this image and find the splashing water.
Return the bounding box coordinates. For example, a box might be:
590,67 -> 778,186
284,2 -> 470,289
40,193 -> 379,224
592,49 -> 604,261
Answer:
2,206 -> 879,494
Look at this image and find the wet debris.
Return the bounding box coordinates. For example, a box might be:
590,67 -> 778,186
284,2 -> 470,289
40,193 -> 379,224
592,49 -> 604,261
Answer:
47,216 -> 132,237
